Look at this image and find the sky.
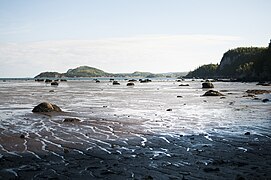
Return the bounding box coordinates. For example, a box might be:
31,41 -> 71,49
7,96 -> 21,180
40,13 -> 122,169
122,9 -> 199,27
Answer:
0,0 -> 270,77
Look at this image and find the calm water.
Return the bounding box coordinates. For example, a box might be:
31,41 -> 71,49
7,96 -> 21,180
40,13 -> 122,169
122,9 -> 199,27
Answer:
0,79 -> 270,157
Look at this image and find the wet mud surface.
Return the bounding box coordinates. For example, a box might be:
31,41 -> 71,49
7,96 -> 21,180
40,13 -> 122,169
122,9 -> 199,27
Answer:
0,80 -> 271,179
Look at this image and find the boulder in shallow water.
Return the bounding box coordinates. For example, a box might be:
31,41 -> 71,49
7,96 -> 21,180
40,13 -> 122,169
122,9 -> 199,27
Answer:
203,90 -> 224,96
244,132 -> 250,135
127,82 -> 135,86
179,84 -> 189,86
113,81 -> 120,85
202,82 -> 214,88
51,81 -> 59,86
32,102 -> 62,113
45,79 -> 52,83
63,118 -> 81,123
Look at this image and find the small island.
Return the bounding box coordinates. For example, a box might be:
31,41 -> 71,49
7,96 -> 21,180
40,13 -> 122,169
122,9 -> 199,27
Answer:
35,66 -> 187,79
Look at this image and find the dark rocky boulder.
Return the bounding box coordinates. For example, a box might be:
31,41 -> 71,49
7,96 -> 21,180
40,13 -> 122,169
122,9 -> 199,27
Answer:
140,79 -> 152,83
203,90 -> 224,96
32,102 -> 62,113
51,81 -> 59,86
127,82 -> 135,86
113,81 -> 120,85
45,79 -> 52,83
179,84 -> 189,86
262,99 -> 269,103
128,79 -> 137,82
63,118 -> 81,123
202,82 -> 214,88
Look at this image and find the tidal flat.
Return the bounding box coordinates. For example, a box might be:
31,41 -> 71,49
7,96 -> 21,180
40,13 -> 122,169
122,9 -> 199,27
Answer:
0,79 -> 270,179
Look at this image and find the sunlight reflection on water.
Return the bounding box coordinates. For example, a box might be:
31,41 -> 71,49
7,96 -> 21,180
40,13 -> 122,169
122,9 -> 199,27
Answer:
0,79 -> 270,139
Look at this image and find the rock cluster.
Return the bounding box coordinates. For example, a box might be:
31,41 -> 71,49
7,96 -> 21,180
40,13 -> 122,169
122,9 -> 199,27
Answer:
246,90 -> 271,94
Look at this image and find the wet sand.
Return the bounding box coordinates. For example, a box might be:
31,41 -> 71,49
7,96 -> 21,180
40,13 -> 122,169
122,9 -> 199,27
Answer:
1,132 -> 271,179
0,79 -> 271,179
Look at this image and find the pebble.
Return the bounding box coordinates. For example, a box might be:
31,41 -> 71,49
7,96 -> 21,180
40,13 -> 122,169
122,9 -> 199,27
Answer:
20,134 -> 25,139
244,132 -> 250,135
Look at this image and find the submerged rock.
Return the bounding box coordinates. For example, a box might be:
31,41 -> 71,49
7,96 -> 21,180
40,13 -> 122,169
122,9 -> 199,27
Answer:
203,90 -> 224,96
262,99 -> 269,103
32,102 -> 62,113
202,82 -> 214,88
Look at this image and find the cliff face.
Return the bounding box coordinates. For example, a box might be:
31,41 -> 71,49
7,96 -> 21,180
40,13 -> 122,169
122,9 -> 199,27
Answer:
186,42 -> 271,81
218,47 -> 267,78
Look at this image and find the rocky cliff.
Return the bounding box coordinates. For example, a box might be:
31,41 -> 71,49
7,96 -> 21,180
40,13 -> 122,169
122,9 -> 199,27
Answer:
186,40 -> 271,81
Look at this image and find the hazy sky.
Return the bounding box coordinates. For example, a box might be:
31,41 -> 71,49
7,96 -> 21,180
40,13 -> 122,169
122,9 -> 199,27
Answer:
0,0 -> 270,77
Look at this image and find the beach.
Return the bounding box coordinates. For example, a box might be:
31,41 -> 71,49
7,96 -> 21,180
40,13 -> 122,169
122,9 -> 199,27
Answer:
0,79 -> 271,179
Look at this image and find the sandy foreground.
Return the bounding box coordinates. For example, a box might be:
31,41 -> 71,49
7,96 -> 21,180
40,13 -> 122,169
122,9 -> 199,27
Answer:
1,127 -> 271,179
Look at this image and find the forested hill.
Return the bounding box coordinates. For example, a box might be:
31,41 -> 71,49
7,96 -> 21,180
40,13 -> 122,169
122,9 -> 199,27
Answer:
186,41 -> 271,81
35,66 -> 112,78
35,66 -> 187,78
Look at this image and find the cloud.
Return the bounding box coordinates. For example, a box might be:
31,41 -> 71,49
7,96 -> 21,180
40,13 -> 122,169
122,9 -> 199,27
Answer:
0,34 -> 240,77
